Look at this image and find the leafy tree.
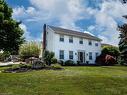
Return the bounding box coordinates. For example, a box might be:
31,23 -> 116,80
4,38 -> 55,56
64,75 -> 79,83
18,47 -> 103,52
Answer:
102,46 -> 120,58
19,42 -> 41,60
118,16 -> 127,65
0,0 -> 24,54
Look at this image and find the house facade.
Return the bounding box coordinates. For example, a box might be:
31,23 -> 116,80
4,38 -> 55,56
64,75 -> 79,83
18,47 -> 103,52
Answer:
43,24 -> 102,64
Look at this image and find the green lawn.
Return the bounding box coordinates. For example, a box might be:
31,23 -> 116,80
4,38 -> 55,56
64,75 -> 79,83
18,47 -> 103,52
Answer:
0,66 -> 127,95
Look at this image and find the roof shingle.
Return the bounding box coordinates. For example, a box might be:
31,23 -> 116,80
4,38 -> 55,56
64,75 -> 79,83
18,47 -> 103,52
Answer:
48,25 -> 102,41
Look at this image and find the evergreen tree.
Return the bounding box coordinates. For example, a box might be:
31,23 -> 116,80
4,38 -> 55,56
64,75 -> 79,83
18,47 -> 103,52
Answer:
0,0 -> 24,54
118,16 -> 127,65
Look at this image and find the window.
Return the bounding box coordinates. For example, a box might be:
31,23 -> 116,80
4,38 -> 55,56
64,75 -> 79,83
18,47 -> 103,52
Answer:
89,40 -> 92,45
79,38 -> 83,44
60,35 -> 64,42
69,51 -> 73,59
95,43 -> 98,46
59,50 -> 64,59
89,52 -> 92,60
95,52 -> 99,58
69,36 -> 73,43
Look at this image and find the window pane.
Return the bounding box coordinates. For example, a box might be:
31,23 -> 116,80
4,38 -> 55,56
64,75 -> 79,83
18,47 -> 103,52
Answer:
59,50 -> 64,59
79,38 -> 83,44
89,41 -> 92,45
69,36 -> 73,43
96,53 -> 99,57
95,43 -> 98,46
60,35 -> 64,42
69,51 -> 73,59
89,52 -> 92,60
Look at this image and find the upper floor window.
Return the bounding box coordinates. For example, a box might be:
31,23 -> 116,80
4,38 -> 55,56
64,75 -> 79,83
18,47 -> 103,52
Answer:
69,51 -> 73,59
60,35 -> 64,42
95,43 -> 98,46
89,40 -> 92,45
89,52 -> 92,60
69,36 -> 73,43
79,38 -> 83,44
59,50 -> 64,59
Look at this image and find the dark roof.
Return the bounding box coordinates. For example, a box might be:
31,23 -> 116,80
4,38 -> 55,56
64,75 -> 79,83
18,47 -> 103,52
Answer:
48,25 -> 102,41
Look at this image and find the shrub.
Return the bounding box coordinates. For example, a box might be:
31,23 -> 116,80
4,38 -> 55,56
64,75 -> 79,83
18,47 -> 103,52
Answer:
102,46 -> 120,58
51,58 -> 57,64
65,60 -> 74,66
43,50 -> 55,66
0,51 -> 10,61
19,42 -> 41,60
19,63 -> 32,69
51,64 -> 63,70
58,60 -> 64,66
96,54 -> 117,66
77,61 -> 80,65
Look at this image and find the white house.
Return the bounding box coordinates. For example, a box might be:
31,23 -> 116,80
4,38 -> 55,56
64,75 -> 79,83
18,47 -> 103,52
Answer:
43,24 -> 102,64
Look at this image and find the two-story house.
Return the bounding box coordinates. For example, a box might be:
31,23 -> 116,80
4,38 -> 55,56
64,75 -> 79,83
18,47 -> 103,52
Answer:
43,24 -> 102,64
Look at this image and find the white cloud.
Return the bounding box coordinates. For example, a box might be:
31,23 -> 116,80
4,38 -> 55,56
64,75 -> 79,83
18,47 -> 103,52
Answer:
19,23 -> 32,41
29,0 -> 86,30
19,23 -> 41,41
86,0 -> 127,46
13,0 -> 127,45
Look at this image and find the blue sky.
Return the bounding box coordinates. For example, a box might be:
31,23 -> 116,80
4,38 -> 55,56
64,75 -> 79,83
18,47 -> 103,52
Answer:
5,0 -> 127,45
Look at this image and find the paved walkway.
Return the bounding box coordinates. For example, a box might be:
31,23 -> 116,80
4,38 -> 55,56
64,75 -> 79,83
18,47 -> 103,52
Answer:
0,62 -> 20,66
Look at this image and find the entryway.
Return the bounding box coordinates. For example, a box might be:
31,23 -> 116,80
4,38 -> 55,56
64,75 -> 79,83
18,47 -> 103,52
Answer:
78,51 -> 85,63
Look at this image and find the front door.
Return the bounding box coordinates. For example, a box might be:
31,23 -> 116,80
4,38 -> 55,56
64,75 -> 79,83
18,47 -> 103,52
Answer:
78,51 -> 85,63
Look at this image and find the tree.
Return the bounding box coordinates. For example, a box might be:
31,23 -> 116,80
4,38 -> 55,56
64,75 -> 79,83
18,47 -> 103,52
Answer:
0,0 -> 24,54
19,42 -> 41,60
102,46 -> 120,58
118,16 -> 127,65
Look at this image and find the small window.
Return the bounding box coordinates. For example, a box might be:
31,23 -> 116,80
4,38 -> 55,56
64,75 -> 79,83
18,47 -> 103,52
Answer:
95,52 -> 99,58
95,43 -> 98,46
60,35 -> 64,42
79,38 -> 83,44
59,50 -> 64,59
69,36 -> 73,43
89,40 -> 92,45
69,51 -> 73,59
89,52 -> 92,60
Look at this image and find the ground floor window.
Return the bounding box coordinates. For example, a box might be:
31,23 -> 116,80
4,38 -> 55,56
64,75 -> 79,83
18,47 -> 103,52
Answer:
89,52 -> 92,60
95,52 -> 99,58
59,50 -> 64,59
69,51 -> 73,59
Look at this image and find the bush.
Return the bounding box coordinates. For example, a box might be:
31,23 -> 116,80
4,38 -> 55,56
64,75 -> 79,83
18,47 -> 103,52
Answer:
51,58 -> 57,64
77,61 -> 80,65
43,50 -> 55,66
58,60 -> 64,66
102,46 -> 120,58
19,63 -> 32,69
51,64 -> 63,70
0,51 -> 10,61
19,42 -> 41,60
65,60 -> 74,66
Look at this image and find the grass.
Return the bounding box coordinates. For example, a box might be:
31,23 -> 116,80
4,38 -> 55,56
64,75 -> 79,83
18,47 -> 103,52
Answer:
0,66 -> 127,95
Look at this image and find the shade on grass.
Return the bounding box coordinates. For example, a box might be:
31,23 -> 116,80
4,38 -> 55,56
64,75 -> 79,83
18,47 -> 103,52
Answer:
0,66 -> 127,95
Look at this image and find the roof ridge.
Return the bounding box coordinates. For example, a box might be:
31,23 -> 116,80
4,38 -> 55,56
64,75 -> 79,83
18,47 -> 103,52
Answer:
47,25 -> 102,41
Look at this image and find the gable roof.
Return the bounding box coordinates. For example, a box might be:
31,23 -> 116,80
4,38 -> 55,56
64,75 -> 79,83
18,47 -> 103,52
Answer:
48,25 -> 102,41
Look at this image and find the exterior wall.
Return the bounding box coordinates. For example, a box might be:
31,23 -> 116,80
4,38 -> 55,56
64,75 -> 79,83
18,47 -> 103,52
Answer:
45,26 -> 55,52
45,27 -> 101,64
